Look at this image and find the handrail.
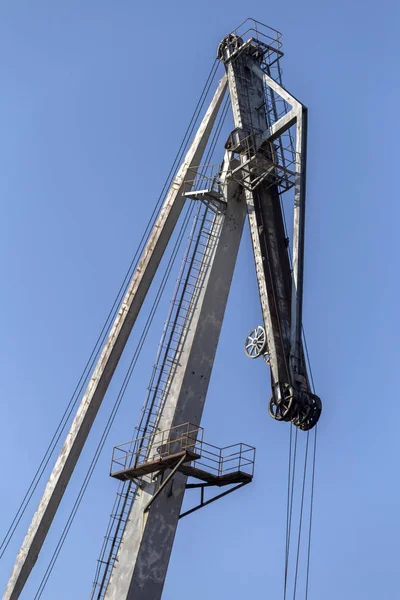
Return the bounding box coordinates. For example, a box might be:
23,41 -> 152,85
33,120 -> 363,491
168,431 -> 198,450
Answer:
110,423 -> 255,479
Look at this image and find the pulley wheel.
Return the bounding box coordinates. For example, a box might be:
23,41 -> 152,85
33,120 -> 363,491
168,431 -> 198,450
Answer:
296,394 -> 322,431
244,326 -> 267,359
268,386 -> 294,421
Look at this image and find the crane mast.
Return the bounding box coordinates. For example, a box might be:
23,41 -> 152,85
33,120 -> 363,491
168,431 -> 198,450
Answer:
220,32 -> 321,429
3,19 -> 321,600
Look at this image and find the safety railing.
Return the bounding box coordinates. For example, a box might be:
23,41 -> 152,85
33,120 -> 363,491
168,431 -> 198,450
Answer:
111,423 -> 255,479
184,164 -> 221,194
222,18 -> 283,70
225,19 -> 296,186
232,18 -> 282,53
111,422 -> 203,474
191,441 -> 255,478
226,133 -> 296,193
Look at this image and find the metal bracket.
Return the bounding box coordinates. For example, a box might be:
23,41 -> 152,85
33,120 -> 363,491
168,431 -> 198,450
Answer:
143,454 -> 187,514
179,481 -> 250,519
183,189 -> 227,214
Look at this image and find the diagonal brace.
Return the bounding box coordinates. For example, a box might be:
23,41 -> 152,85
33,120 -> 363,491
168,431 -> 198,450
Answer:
143,454 -> 188,514
179,481 -> 250,519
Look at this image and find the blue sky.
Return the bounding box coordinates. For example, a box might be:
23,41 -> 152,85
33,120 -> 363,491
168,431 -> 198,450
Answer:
1,1 -> 400,599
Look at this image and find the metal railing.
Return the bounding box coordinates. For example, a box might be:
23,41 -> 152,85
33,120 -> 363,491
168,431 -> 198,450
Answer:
111,423 -> 255,480
228,18 -> 297,193
136,205 -> 221,440
91,206 -> 221,598
111,423 -> 203,474
191,441 -> 255,479
232,18 -> 282,53
184,163 -> 221,194
225,133 -> 296,193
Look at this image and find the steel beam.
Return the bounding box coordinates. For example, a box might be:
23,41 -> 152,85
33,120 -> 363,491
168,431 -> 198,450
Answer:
226,49 -> 309,393
262,108 -> 297,144
258,68 -> 308,383
3,75 -> 227,600
104,159 -> 246,600
224,47 -> 292,396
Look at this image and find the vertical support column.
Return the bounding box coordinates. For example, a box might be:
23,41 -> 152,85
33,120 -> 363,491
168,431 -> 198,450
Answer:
222,46 -> 292,397
244,186 -> 289,392
258,68 -> 308,384
4,76 -> 227,600
290,107 -> 308,381
105,168 -> 246,600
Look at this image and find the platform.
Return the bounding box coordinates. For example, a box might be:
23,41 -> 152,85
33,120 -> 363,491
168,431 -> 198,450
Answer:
110,422 -> 255,489
180,464 -> 253,486
111,450 -> 201,481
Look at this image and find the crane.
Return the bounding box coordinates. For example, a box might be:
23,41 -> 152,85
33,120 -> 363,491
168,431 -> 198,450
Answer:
3,19 -> 321,600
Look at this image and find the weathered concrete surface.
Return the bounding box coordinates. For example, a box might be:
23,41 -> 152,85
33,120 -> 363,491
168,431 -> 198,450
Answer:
105,168 -> 246,600
4,76 -> 227,600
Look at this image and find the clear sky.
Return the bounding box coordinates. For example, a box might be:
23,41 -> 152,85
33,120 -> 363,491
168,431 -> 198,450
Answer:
1,1 -> 399,599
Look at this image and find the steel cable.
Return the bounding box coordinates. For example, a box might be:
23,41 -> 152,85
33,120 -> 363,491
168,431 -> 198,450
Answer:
33,59 -> 227,598
91,202 -> 208,599
293,431 -> 310,599
90,89 -> 231,599
284,334 -> 318,600
90,205 -> 206,600
302,327 -> 318,600
284,426 -> 298,599
284,424 -> 293,597
0,58 -> 220,560
277,118 -> 317,600
305,427 -> 317,600
33,201 -> 195,600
